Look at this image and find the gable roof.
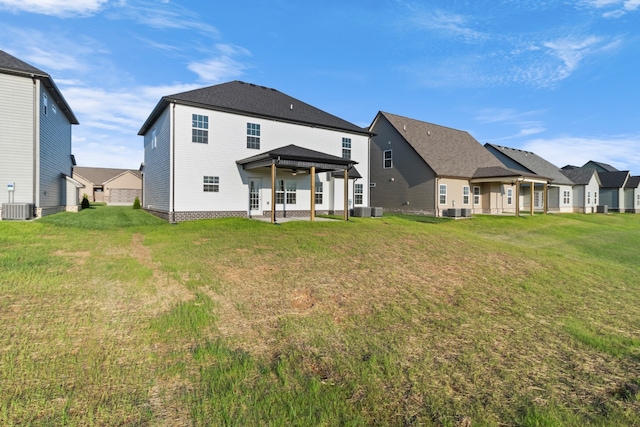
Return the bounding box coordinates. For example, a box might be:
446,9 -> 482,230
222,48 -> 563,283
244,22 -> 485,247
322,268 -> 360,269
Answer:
561,167 -> 600,186
73,167 -> 141,185
139,81 -> 370,136
624,176 -> 640,189
598,171 -> 630,188
583,160 -> 619,172
485,143 -> 574,185
0,49 -> 79,125
373,111 -> 507,179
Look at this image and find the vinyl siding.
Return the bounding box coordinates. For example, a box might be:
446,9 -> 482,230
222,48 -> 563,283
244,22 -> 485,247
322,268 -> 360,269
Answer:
143,106 -> 171,211
39,85 -> 73,208
370,116 -> 435,213
0,73 -> 35,204
170,105 -> 369,214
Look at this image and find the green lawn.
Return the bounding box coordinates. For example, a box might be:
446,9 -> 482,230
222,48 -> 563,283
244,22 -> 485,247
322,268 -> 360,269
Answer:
1,206 -> 639,426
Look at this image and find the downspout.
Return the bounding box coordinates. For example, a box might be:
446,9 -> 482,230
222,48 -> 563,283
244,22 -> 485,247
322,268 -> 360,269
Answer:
32,76 -> 39,209
435,177 -> 439,217
171,102 -> 176,223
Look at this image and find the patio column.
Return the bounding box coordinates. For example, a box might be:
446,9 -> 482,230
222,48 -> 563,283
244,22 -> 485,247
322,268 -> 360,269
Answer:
271,162 -> 276,223
530,183 -> 534,215
310,166 -> 316,222
344,169 -> 349,221
543,183 -> 548,214
515,182 -> 520,217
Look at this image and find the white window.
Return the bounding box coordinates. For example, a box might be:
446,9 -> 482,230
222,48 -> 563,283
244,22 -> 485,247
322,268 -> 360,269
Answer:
342,137 -> 351,160
637,194 -> 640,206
587,191 -> 591,204
439,184 -> 447,205
192,114 -> 208,144
276,180 -> 296,205
52,104 -> 57,115
247,123 -> 260,149
463,186 -> 470,205
383,150 -> 392,169
563,191 -> 570,204
473,186 -> 480,205
151,128 -> 157,149
315,181 -> 323,205
507,188 -> 513,205
43,93 -> 48,115
594,192 -> 598,205
203,176 -> 219,192
354,183 -> 363,205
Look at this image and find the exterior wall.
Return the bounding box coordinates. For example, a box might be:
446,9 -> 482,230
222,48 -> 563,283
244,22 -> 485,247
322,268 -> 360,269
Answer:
73,174 -> 95,201
104,172 -> 142,204
39,85 -> 73,210
143,104 -> 369,220
0,73 -> 36,205
369,116 -> 436,214
143,106 -> 171,211
599,188 -> 617,210
547,184 -> 574,213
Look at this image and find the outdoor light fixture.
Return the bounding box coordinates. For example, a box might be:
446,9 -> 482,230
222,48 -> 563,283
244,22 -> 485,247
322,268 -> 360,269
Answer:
291,168 -> 297,176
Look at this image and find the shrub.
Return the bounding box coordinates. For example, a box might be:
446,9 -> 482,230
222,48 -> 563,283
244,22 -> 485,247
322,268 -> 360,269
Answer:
81,195 -> 91,209
133,196 -> 141,210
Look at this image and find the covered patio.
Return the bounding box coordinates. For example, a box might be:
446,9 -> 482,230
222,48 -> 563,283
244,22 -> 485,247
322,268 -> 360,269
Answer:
237,144 -> 358,223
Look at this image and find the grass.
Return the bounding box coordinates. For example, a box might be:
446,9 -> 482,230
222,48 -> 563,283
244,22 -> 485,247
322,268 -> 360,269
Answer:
1,206 -> 640,425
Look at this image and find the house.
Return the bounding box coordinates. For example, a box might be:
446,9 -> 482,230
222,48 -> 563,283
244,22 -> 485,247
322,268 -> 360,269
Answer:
138,81 -> 370,222
73,167 -> 143,205
623,176 -> 640,214
582,160 -> 619,173
591,170 -> 629,212
0,49 -> 81,220
560,166 -> 602,213
485,144 -> 575,213
368,111 -> 549,217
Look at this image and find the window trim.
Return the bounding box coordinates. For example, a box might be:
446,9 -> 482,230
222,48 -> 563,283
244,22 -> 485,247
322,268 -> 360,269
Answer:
439,184 -> 447,205
247,122 -> 261,150
342,137 -> 352,160
192,114 -> 209,144
203,176 -> 219,192
354,183 -> 363,205
383,150 -> 392,169
315,181 -> 323,205
473,186 -> 480,205
463,186 -> 470,205
507,188 -> 513,205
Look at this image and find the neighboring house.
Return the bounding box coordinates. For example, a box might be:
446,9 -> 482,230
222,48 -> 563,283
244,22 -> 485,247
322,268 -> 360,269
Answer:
485,144 -> 575,213
73,167 -> 142,205
591,170 -> 630,212
582,160 -> 619,173
368,111 -> 549,217
138,81 -> 370,222
561,166 -> 602,213
623,176 -> 640,214
0,49 -> 81,220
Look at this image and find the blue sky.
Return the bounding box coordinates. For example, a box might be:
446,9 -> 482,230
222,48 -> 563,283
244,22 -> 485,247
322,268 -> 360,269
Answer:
2,0 -> 639,172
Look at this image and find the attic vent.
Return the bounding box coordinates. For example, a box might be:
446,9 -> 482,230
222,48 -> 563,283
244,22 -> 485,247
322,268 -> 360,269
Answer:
2,203 -> 34,220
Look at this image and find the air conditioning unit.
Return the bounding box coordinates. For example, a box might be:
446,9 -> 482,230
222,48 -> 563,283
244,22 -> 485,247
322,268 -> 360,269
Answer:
371,207 -> 383,217
353,206 -> 371,217
1,203 -> 35,220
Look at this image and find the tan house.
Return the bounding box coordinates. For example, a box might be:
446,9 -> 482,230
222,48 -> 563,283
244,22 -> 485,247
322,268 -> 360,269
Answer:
73,167 -> 142,205
369,111 -> 549,217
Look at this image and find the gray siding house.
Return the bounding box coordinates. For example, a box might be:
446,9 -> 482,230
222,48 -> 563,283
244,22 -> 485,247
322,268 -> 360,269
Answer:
0,49 -> 81,219
561,167 -> 602,213
369,112 -> 548,216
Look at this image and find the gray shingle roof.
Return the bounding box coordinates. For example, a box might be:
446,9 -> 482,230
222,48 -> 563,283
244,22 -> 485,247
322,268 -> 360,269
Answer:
139,81 -> 370,136
485,143 -> 573,185
598,171 -> 630,188
583,160 -> 619,172
377,112 -> 507,178
73,167 -> 141,185
561,167 -> 598,186
0,49 -> 78,124
624,176 -> 640,189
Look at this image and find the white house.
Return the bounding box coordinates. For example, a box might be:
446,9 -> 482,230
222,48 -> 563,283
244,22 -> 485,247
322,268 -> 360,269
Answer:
138,81 -> 370,222
0,49 -> 81,220
561,167 -> 602,213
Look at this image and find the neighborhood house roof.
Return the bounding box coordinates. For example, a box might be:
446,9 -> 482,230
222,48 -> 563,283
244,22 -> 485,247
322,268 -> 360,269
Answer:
485,143 -> 573,186
598,171 -> 630,188
561,167 -> 600,186
583,160 -> 619,172
376,112 -> 509,179
73,167 -> 142,185
139,81 -> 371,137
624,176 -> 640,189
0,49 -> 79,125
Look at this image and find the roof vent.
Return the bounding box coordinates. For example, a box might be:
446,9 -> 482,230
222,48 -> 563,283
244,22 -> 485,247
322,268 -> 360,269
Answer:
290,104 -> 293,110
403,125 -> 407,131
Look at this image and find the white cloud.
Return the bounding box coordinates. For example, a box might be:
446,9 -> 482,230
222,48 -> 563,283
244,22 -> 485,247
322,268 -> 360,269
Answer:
521,136 -> 640,172
580,0 -> 640,17
0,0 -> 108,17
403,6 -> 486,42
187,45 -> 252,83
542,36 -> 603,81
112,1 -> 219,36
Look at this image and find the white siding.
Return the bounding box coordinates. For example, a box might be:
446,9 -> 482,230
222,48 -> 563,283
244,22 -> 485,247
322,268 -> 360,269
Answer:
0,73 -> 36,204
143,106 -> 172,210
39,85 -> 73,208
170,105 -> 369,215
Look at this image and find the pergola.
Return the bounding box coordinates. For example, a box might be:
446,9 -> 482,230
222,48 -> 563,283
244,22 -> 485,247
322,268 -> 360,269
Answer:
237,144 -> 358,223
